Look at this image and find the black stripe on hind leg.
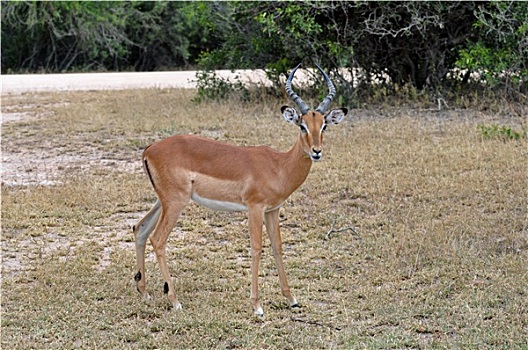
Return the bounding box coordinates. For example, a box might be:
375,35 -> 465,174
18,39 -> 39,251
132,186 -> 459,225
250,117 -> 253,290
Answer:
134,271 -> 142,282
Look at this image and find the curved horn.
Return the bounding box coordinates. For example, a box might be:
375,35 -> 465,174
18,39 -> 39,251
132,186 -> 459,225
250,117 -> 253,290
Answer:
315,63 -> 336,114
285,63 -> 310,115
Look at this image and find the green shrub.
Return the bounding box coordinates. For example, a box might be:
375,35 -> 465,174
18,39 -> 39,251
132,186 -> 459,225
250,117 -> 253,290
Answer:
477,124 -> 526,141
192,70 -> 249,103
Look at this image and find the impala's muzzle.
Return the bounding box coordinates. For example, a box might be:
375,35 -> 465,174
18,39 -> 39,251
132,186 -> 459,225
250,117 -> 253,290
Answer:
310,148 -> 322,161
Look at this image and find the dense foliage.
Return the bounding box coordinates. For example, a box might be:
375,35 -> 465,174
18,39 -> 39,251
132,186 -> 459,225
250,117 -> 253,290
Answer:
2,1 -> 526,98
1,1 -> 217,72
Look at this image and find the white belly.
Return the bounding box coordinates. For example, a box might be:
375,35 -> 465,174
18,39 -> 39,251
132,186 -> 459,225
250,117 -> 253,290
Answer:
191,192 -> 248,212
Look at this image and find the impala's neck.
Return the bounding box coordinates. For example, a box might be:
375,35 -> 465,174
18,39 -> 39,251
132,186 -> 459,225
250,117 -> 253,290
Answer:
281,134 -> 313,193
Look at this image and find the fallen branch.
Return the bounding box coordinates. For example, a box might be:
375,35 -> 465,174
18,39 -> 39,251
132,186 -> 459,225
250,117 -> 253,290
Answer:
290,317 -> 343,331
325,218 -> 359,240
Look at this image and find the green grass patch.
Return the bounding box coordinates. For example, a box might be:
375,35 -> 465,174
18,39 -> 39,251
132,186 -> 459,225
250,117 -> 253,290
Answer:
477,123 -> 527,141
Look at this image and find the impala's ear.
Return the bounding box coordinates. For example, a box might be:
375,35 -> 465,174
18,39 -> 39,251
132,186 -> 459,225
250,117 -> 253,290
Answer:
281,106 -> 301,125
325,108 -> 348,125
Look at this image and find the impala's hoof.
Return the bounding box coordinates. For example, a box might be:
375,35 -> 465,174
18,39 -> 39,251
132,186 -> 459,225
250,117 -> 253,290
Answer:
254,307 -> 264,318
172,303 -> 183,312
290,297 -> 300,308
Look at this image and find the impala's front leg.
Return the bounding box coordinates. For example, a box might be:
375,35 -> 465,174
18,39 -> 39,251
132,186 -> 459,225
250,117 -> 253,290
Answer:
264,209 -> 299,309
248,206 -> 265,317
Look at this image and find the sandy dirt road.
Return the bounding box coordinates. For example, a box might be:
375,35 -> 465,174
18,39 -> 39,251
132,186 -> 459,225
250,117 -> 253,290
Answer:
1,69 -> 273,94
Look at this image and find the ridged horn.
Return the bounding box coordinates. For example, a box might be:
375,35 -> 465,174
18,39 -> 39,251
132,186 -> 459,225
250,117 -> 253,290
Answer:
315,63 -> 336,114
285,63 -> 310,115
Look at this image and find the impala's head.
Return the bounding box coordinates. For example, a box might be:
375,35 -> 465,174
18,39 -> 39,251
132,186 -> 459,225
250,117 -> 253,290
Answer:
282,63 -> 348,162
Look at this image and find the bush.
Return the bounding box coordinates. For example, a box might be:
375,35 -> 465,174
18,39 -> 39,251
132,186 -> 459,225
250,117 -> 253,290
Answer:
192,70 -> 249,103
455,2 -> 528,97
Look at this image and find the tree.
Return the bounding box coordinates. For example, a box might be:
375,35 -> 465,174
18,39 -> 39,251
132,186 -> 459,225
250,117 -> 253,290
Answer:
123,1 -> 220,70
3,0 -> 526,103
1,1 -> 218,73
195,1 -> 528,104
456,1 -> 528,96
1,1 -> 131,72
338,1 -> 478,89
198,2 -> 479,89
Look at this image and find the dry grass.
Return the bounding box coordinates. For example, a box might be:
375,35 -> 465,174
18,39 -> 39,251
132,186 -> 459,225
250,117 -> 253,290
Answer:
1,89 -> 527,349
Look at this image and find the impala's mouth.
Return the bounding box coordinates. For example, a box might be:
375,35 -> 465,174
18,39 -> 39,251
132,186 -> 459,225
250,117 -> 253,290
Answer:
310,153 -> 322,161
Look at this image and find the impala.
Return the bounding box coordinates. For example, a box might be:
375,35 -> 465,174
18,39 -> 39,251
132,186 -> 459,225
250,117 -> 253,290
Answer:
133,63 -> 347,316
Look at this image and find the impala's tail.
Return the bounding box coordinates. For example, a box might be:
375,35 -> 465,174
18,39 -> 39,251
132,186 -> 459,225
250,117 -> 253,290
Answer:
141,144 -> 157,191
143,158 -> 156,191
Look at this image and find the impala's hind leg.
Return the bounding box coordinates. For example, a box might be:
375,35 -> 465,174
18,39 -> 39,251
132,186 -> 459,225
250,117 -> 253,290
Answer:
150,194 -> 189,311
248,206 -> 265,316
133,200 -> 161,298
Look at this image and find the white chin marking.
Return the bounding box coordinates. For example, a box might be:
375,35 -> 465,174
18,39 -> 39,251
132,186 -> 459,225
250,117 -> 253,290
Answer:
191,193 -> 247,212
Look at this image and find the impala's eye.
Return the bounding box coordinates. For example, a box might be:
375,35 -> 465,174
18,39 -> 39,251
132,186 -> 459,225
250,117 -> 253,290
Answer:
321,124 -> 327,132
299,124 -> 308,133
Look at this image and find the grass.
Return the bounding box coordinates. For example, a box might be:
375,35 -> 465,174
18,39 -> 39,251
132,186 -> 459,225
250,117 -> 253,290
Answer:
1,88 -> 527,349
